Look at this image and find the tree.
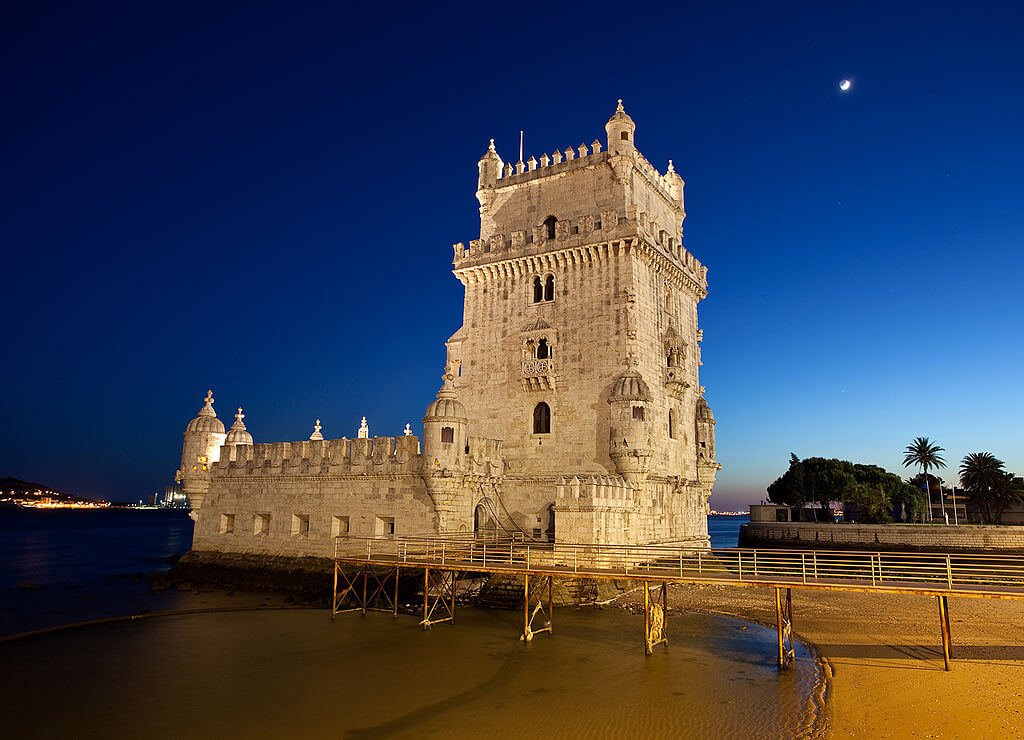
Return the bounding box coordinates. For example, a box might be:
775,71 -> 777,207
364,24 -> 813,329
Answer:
767,455 -> 922,523
903,437 -> 946,522
959,452 -> 1024,524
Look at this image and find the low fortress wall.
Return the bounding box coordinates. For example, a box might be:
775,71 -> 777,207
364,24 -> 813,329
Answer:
739,522 -> 1024,553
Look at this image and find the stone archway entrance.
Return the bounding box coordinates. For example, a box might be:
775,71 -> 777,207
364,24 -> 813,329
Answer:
474,499 -> 498,537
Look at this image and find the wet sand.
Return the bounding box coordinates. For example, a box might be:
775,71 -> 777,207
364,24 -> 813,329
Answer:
624,584 -> 1024,738
1,603 -> 820,739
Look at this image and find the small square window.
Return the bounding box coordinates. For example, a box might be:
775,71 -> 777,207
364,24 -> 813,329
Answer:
332,515 -> 350,537
594,219 -> 602,230
219,513 -> 235,535
375,516 -> 396,537
254,513 -> 271,536
291,514 -> 311,537
632,406 -> 645,421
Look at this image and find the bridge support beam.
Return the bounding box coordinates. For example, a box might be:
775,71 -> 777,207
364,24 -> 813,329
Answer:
937,595 -> 953,671
332,563 -> 400,619
420,567 -> 458,630
521,574 -> 553,642
775,587 -> 795,670
644,582 -> 669,655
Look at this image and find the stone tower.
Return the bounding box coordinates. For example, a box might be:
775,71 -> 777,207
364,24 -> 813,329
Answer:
448,101 -> 718,544
175,389 -> 227,516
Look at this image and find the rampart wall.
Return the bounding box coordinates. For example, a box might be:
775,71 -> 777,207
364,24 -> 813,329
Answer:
740,522 -> 1024,553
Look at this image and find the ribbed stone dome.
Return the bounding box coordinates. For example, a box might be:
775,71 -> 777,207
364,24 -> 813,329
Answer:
696,396 -> 715,421
606,98 -> 636,129
424,393 -> 467,422
186,390 -> 225,434
224,407 -> 253,445
609,370 -> 652,402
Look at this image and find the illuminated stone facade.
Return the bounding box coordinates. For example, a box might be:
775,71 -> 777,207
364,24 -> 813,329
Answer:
176,102 -> 719,557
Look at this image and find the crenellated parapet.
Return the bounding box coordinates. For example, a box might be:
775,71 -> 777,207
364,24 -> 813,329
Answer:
212,435 -> 423,478
555,475 -> 636,510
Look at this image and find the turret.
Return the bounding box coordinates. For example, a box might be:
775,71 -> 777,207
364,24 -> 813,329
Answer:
421,365 -> 471,531
224,406 -> 254,447
605,99 -> 637,157
695,395 -> 720,484
476,139 -> 503,211
665,159 -> 686,214
176,390 -> 227,515
607,370 -> 653,490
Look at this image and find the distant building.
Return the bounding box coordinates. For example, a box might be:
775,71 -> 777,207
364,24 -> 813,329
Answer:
174,102 -> 720,558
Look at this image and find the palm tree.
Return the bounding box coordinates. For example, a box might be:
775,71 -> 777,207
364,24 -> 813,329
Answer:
959,452 -> 1014,524
903,437 -> 946,522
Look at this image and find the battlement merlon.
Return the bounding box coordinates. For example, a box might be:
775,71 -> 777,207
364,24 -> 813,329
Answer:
210,435 -> 423,476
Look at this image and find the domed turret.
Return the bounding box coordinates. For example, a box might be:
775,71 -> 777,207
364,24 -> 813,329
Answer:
665,159 -> 685,212
422,366 -> 469,466
176,389 -> 228,515
186,390 -> 226,434
609,369 -> 652,402
225,406 -> 253,446
421,366 -> 471,532
477,138 -> 503,190
696,395 -> 718,467
605,99 -> 637,156
607,370 -> 653,490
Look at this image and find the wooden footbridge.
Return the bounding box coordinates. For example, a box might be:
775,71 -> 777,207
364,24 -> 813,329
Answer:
331,534 -> 1024,671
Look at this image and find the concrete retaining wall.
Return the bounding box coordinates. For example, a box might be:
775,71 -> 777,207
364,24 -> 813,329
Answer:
739,522 -> 1024,553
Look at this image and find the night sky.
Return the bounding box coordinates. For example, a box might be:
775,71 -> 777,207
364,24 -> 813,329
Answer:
2,2 -> 1022,507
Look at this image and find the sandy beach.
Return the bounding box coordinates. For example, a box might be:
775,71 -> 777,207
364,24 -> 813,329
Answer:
622,584 -> 1024,738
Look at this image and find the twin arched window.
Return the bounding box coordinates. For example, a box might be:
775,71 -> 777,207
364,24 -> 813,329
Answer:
533,402 -> 551,434
532,274 -> 555,303
440,426 -> 454,443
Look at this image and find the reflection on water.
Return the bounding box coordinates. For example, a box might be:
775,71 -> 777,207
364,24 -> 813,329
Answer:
0,508 -> 193,636
3,608 -> 820,739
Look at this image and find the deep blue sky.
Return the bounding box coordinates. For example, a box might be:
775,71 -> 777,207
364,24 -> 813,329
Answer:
2,1 -> 1022,506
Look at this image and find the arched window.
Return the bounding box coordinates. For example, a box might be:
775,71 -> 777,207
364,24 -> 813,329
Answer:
440,426 -> 454,443
536,338 -> 550,359
544,274 -> 554,301
532,276 -> 543,303
543,215 -> 557,240
533,402 -> 551,434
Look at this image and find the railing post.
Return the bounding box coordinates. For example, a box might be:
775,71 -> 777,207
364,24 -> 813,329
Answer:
801,553 -> 807,584
753,550 -> 758,577
697,550 -> 702,575
871,554 -> 876,587
946,555 -> 953,590
877,552 -> 884,583
738,551 -> 743,581
483,543 -> 487,568
441,541 -> 446,565
527,545 -> 531,570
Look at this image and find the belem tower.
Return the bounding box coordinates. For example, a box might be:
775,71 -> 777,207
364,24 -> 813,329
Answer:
175,101 -> 720,559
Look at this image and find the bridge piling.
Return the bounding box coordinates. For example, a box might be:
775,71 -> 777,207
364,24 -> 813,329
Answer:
775,587 -> 795,670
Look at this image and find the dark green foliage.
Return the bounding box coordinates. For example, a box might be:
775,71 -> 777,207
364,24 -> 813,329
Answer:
960,452 -> 1024,524
767,455 -> 924,523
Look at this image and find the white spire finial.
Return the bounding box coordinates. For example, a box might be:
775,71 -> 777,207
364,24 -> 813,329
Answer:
667,159 -> 675,173
616,98 -> 624,112
404,423 -> 413,436
198,389 -> 216,417
488,138 -> 496,152
309,418 -> 324,441
358,416 -> 369,439
235,407 -> 244,423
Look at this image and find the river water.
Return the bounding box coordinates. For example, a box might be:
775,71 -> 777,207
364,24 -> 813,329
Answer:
2,510 -> 825,738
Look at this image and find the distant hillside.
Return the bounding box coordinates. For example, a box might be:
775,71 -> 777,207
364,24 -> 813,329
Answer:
0,477 -> 106,506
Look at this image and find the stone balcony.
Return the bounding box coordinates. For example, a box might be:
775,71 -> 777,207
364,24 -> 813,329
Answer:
522,358 -> 555,391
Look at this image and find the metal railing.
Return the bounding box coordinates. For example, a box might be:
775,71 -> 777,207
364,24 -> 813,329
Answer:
333,535 -> 1024,596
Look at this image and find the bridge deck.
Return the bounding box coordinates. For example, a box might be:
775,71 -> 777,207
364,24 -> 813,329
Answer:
331,535 -> 1024,671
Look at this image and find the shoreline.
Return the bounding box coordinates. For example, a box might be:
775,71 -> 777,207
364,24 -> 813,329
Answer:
614,582 -> 1024,738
